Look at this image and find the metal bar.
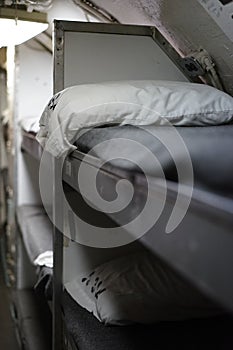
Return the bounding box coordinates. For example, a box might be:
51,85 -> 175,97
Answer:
55,20 -> 153,36
52,157 -> 64,350
53,21 -> 65,350
54,21 -> 65,93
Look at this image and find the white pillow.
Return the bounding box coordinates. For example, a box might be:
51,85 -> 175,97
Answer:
65,251 -> 219,325
19,116 -> 40,133
37,80 -> 233,157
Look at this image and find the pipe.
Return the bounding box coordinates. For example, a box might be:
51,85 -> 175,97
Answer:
72,0 -> 120,23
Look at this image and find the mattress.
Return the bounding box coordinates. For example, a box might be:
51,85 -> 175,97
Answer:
16,205 -> 53,265
75,124 -> 233,199
63,290 -> 233,350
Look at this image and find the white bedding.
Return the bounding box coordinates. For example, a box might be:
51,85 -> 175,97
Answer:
36,80 -> 233,157
19,116 -> 40,134
34,250 -> 53,268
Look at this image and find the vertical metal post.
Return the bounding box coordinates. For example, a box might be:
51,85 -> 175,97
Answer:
52,157 -> 64,350
53,21 -> 65,94
52,20 -> 65,350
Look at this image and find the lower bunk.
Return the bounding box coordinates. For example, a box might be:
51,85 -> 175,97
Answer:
12,195 -> 233,349
13,204 -> 53,350
61,227 -> 233,350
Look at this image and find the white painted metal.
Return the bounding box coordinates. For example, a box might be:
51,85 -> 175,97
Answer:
16,45 -> 52,206
64,31 -> 188,87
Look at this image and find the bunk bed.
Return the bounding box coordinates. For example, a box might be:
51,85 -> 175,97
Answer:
52,21 -> 233,349
12,119 -> 53,350
18,117 -> 53,274
20,21 -> 233,350
11,22 -> 52,350
19,114 -> 233,350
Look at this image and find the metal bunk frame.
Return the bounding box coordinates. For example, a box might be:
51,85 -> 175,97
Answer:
51,20 -> 233,350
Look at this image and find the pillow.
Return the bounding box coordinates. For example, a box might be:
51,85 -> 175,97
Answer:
37,80 -> 233,157
65,251 -> 220,325
19,116 -> 40,133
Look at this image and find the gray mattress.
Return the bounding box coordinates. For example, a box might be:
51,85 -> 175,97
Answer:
76,124 -> 233,199
16,205 -> 53,263
63,290 -> 233,350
